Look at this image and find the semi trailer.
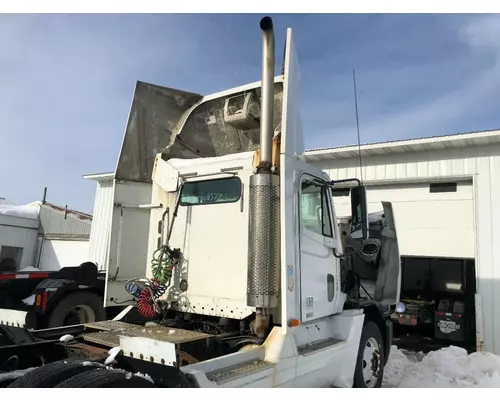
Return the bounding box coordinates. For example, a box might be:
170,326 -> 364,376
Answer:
0,16 -> 401,388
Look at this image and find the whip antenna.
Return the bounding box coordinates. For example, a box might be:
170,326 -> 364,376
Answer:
353,69 -> 364,183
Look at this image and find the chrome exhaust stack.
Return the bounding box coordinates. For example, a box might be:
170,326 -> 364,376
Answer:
258,16 -> 275,171
246,16 -> 280,339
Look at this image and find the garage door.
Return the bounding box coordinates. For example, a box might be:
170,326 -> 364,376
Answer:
333,181 -> 474,259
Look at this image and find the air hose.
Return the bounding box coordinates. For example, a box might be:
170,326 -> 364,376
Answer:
125,277 -> 169,318
151,246 -> 181,286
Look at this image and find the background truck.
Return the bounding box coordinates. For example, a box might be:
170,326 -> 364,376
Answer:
0,16 -> 401,388
391,256 -> 476,351
0,262 -> 124,331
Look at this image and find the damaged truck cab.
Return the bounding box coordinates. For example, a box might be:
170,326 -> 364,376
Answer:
0,17 -> 400,388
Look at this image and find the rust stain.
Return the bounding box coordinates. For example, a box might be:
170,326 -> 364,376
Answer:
42,202 -> 93,221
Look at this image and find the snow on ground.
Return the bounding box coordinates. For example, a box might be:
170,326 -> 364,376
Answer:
384,345 -> 500,388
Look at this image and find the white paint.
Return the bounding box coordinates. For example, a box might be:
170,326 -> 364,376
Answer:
38,239 -> 90,271
104,180 -> 152,306
475,293 -> 484,352
0,308 -> 28,327
181,313 -> 364,388
280,28 -> 305,160
148,152 -> 256,319
298,170 -> 344,322
152,157 -> 178,193
119,336 -> 177,367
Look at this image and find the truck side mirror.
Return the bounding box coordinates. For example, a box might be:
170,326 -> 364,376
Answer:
350,185 -> 369,240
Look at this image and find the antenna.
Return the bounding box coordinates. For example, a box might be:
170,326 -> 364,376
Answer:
352,69 -> 364,183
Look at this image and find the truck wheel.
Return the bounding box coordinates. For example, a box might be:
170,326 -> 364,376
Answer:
46,291 -> 106,328
7,359 -> 104,388
353,321 -> 384,388
55,368 -> 156,388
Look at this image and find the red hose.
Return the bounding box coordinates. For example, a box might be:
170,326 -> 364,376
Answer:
137,289 -> 156,318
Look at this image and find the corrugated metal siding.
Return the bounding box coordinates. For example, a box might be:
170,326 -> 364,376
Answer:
310,142 -> 500,354
88,179 -> 114,270
39,205 -> 91,236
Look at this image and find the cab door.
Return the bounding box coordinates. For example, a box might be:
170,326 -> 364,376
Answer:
298,173 -> 343,322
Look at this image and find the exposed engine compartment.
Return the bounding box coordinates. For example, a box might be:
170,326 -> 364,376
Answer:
339,210 -> 399,312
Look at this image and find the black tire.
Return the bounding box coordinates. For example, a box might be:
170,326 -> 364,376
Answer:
55,368 -> 156,388
7,359 -> 104,388
353,320 -> 385,388
46,291 -> 106,328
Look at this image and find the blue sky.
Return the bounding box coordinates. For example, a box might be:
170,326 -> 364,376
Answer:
1,13 -> 500,213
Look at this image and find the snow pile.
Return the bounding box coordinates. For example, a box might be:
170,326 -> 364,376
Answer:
0,203 -> 40,220
22,294 -> 36,306
105,347 -> 121,365
384,345 -> 500,388
59,334 -> 75,343
133,371 -> 154,384
0,368 -> 36,383
18,266 -> 40,272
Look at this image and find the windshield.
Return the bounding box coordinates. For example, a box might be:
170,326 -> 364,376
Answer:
179,177 -> 242,206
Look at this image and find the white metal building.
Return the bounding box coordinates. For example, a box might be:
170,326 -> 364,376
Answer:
0,200 -> 92,271
0,210 -> 39,270
307,129 -> 500,355
83,129 -> 500,354
83,173 -> 115,271
36,202 -> 93,271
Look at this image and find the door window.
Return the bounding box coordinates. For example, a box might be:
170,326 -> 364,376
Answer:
300,179 -> 334,238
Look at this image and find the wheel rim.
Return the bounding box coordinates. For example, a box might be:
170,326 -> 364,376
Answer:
63,305 -> 96,325
362,337 -> 381,388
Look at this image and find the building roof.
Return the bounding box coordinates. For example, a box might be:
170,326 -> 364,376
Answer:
36,201 -> 92,236
40,202 -> 92,221
83,172 -> 115,182
83,129 -> 500,176
305,128 -> 500,162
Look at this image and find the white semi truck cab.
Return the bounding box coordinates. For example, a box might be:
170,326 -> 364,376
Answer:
0,17 -> 401,388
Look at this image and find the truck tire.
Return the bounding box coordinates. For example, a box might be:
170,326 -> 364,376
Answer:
46,291 -> 106,328
353,321 -> 385,388
7,359 -> 104,388
55,368 -> 156,388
